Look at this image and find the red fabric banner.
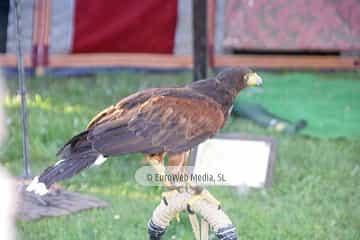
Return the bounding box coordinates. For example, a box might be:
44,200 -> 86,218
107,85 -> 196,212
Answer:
73,0 -> 177,53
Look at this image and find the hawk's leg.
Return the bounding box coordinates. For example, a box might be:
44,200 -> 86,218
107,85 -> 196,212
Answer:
167,152 -> 189,175
164,152 -> 221,215
145,153 -> 165,172
145,153 -> 172,188
161,152 -> 189,204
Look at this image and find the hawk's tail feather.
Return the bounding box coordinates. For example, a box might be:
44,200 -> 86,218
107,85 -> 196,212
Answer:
26,150 -> 104,195
56,130 -> 90,158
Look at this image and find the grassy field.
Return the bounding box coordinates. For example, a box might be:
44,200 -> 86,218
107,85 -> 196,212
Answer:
1,70 -> 359,239
236,71 -> 360,139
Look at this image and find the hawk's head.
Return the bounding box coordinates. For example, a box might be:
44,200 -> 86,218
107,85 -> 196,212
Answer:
215,67 -> 263,94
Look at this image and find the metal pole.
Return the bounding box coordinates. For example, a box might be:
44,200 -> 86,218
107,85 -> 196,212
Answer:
14,0 -> 31,178
191,0 -> 208,165
192,0 -> 208,82
207,0 -> 216,70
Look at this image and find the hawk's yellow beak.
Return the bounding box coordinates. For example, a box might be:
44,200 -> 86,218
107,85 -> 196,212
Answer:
245,72 -> 263,87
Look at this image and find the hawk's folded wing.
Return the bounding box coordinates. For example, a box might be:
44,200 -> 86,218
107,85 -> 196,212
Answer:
87,89 -> 224,155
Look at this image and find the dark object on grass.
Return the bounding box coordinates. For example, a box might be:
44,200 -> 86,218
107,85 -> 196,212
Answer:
25,68 -> 263,195
232,100 -> 307,134
16,180 -> 108,221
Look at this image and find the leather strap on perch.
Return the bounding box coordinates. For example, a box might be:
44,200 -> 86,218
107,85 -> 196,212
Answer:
148,190 -> 238,240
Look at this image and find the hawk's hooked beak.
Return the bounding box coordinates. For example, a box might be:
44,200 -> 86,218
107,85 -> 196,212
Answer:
245,72 -> 263,87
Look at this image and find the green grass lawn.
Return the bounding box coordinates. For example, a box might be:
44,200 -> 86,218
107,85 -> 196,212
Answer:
236,71 -> 360,139
1,70 -> 359,239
